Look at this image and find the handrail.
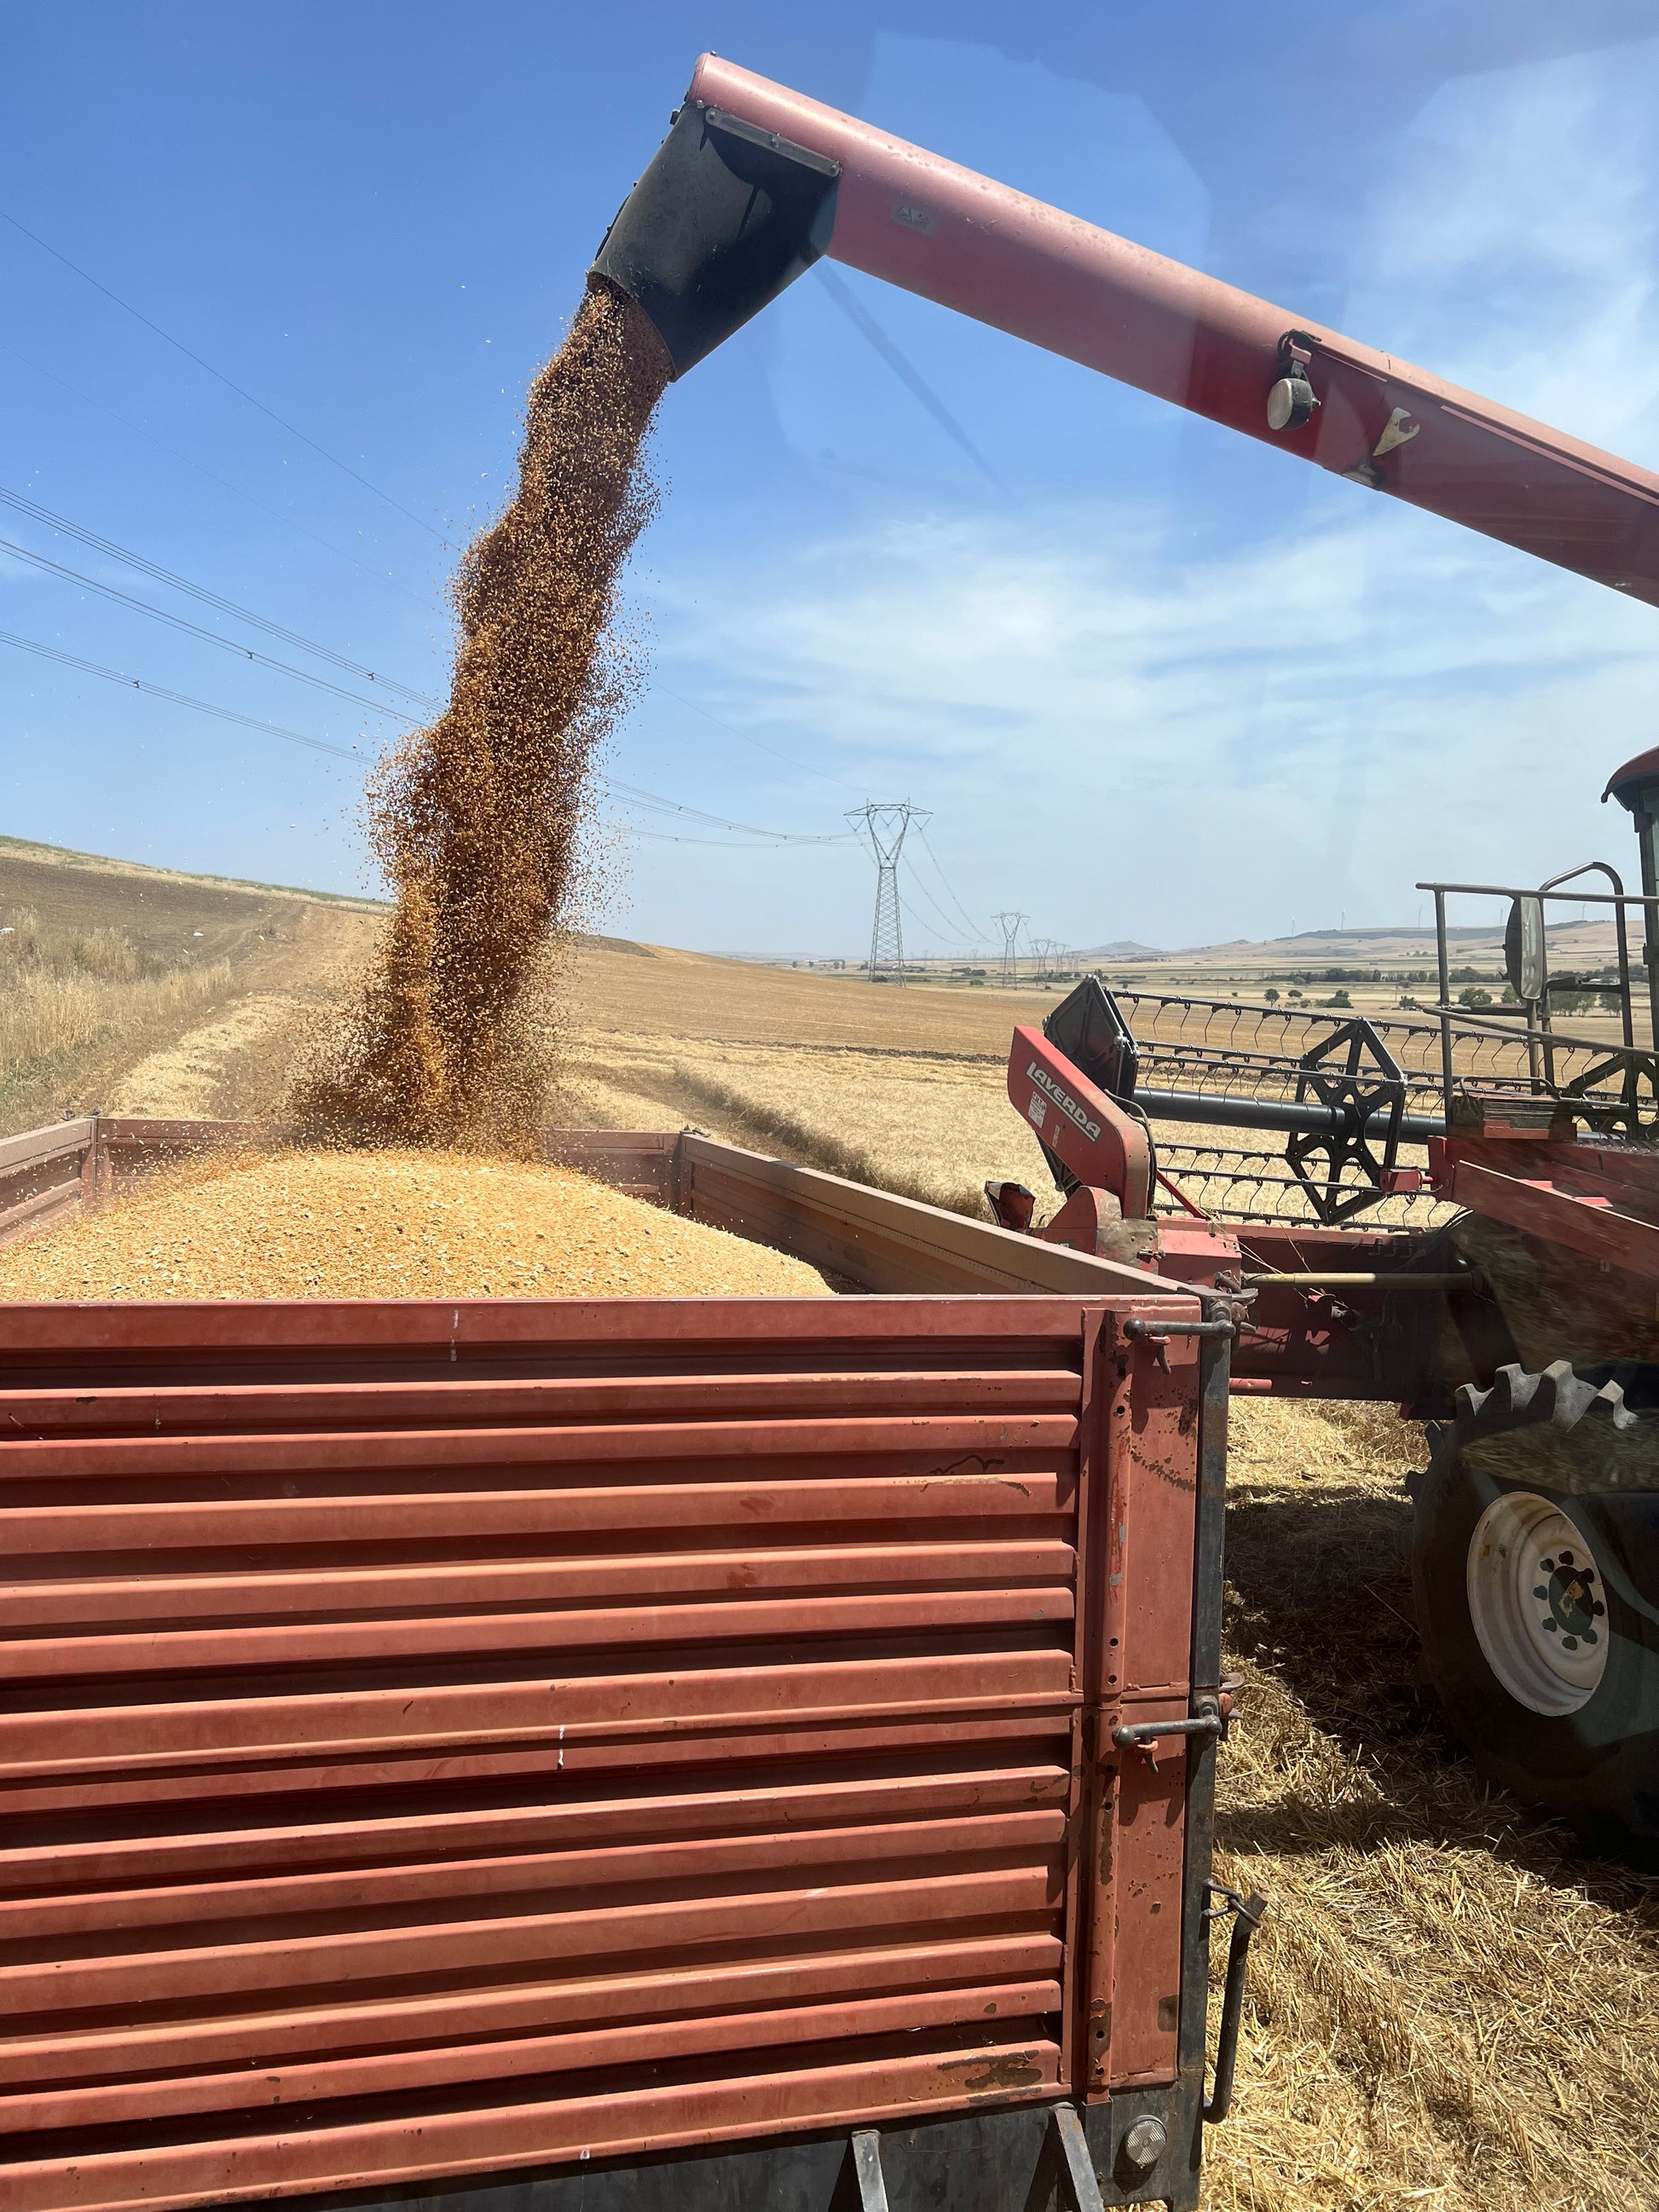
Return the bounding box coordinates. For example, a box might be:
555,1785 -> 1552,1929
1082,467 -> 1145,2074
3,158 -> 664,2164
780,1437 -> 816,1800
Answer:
1419,868 -> 1654,1126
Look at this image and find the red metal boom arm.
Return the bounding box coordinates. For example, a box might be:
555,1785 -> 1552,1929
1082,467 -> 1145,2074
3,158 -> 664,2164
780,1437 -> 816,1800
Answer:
600,57 -> 1659,609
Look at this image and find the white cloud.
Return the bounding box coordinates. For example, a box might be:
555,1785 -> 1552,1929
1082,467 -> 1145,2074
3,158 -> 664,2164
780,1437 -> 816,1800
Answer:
653,489 -> 1655,950
1348,41 -> 1659,458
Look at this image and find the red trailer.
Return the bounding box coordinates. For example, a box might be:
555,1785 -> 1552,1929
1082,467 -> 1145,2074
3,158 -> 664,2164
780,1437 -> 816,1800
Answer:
0,1119 -> 1250,2212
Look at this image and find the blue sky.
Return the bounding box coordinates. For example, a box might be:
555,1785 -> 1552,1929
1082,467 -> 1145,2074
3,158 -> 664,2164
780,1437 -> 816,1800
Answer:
3,2 -> 1658,956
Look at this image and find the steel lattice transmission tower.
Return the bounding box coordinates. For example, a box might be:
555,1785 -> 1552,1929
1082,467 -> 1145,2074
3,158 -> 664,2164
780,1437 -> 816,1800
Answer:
847,801 -> 929,984
993,911 -> 1027,988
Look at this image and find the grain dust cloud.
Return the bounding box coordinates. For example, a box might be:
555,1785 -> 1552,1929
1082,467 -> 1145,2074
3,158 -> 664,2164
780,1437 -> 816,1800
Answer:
295,281 -> 671,1151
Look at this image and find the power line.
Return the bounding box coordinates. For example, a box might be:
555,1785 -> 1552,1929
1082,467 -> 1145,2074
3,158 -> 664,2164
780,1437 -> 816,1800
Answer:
0,205 -> 450,546
899,892 -> 974,951
0,627 -> 857,843
0,534 -> 420,725
0,627 -> 358,759
0,487 -> 442,709
0,482 -> 899,805
0,614 -> 882,868
645,678 -> 867,796
900,853 -> 977,947
601,775 -> 853,845
915,821 -> 985,939
623,828 -> 832,849
0,342 -> 431,604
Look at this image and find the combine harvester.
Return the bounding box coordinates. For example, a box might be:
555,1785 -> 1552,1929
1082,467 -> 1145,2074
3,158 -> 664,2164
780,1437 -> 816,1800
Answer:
2,54 -> 1655,2212
596,51 -> 1659,1855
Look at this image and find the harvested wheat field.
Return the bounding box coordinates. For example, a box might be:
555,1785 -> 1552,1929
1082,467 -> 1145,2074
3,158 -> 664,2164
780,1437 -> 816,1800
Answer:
550,945 -> 1451,1232
0,1147 -> 830,1301
0,838 -> 381,1132
1206,1396 -> 1659,2211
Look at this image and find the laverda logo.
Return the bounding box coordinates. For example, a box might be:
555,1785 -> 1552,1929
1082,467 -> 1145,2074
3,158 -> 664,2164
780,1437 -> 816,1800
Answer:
1026,1060 -> 1101,1144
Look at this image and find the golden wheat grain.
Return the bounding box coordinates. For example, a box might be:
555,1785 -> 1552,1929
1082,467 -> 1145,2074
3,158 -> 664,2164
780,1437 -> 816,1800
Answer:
0,1146 -> 830,1302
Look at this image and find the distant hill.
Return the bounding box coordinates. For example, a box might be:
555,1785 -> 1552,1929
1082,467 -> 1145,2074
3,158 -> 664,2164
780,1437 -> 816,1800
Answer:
0,835 -> 647,959
0,833 -> 383,910
1153,920 -> 1620,966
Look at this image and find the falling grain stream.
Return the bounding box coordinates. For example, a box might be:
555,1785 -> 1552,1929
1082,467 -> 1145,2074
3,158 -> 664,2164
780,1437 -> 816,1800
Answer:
296,281 -> 671,1150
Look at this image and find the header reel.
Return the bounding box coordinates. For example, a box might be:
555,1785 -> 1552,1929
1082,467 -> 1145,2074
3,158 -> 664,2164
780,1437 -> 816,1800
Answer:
1002,978 -> 1423,1229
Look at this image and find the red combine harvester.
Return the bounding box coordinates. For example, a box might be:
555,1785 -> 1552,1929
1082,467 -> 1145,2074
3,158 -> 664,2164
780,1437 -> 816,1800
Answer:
3,51 -> 1656,2212
591,52 -> 1659,1860
993,813 -> 1659,1855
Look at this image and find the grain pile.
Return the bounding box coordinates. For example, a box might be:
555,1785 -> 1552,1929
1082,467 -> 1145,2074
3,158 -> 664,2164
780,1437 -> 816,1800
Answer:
295,281 -> 671,1152
0,1150 -> 830,1302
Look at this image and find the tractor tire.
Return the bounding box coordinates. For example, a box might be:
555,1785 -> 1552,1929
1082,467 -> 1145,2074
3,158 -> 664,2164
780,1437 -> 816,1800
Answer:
1409,1360 -> 1659,1853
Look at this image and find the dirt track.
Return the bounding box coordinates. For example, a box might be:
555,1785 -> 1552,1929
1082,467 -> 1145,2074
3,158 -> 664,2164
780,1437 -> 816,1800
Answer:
0,841 -> 380,1131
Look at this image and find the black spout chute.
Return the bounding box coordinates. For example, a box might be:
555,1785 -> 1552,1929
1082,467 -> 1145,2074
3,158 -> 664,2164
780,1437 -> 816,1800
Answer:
591,102 -> 840,378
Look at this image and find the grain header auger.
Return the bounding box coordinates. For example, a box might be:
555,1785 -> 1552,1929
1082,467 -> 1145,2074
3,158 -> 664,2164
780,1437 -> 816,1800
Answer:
594,59 -> 1659,1855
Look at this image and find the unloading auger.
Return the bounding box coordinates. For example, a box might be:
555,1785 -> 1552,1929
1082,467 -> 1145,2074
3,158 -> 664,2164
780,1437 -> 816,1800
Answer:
593,54 -> 1659,603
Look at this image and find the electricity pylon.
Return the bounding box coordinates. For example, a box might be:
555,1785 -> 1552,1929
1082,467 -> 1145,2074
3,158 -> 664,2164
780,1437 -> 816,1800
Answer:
993,911 -> 1027,988
847,801 -> 929,984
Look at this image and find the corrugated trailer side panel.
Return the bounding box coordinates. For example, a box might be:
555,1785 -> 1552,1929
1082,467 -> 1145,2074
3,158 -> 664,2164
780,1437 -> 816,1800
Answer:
0,1121 -> 96,1251
0,1296 -> 1203,2212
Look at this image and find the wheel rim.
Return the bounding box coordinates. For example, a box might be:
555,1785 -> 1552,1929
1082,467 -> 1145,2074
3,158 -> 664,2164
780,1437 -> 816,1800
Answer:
1466,1490 -> 1610,1717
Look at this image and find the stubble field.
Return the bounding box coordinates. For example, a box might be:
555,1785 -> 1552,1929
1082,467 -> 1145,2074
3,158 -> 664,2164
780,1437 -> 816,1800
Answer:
0,837 -> 381,1132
